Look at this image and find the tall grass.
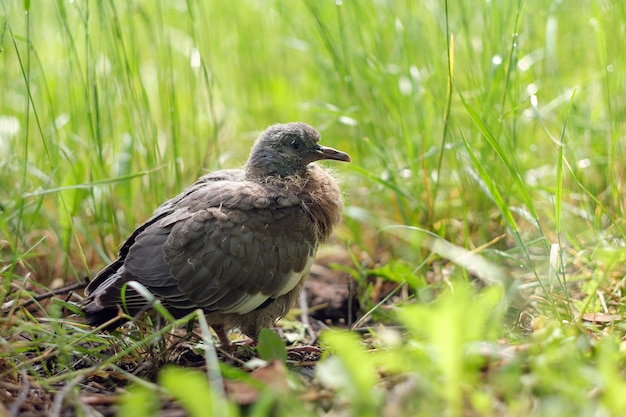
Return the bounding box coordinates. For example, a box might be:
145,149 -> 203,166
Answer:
2,0 -> 626,415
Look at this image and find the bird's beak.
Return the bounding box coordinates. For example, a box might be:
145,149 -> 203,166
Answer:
314,145 -> 352,163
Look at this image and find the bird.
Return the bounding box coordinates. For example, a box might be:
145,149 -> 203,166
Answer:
82,122 -> 351,346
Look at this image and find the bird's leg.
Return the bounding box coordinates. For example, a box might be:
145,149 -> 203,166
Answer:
212,323 -> 231,348
298,287 -> 318,344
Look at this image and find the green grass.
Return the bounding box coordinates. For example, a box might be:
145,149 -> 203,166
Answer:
2,0 -> 626,415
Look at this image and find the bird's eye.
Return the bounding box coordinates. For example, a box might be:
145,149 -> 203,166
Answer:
290,139 -> 303,150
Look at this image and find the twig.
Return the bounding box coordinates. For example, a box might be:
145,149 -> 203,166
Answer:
2,278 -> 89,312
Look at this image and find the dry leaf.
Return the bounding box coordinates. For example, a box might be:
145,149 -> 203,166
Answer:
226,360 -> 288,405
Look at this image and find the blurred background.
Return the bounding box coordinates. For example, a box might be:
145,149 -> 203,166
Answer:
1,0 -> 625,303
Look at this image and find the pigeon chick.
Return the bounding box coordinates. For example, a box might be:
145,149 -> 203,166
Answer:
83,122 -> 351,346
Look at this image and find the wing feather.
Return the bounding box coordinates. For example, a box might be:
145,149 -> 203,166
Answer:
87,173 -> 318,318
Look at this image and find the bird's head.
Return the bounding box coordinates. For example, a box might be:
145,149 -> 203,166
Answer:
245,122 -> 351,178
